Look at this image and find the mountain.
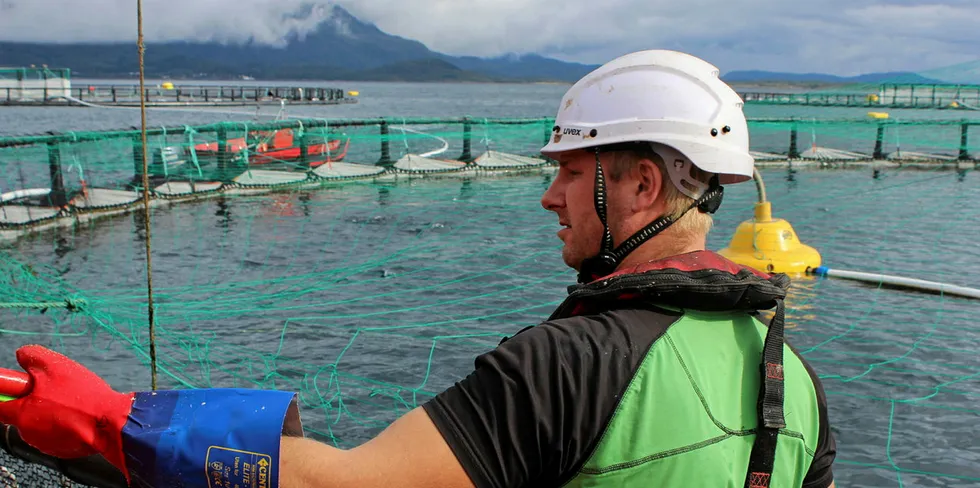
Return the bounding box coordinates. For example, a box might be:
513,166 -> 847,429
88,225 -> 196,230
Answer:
0,6 -> 957,85
723,70 -> 947,84
0,5 -> 596,83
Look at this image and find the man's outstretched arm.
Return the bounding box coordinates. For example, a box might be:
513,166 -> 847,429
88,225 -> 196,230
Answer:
0,346 -> 476,488
281,407 -> 474,488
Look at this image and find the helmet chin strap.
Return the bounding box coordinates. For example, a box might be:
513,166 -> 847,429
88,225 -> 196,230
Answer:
576,147 -> 725,284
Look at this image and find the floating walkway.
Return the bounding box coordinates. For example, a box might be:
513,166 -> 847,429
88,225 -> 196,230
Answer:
741,91 -> 978,110
0,115 -> 976,241
2,83 -> 359,107
394,154 -> 471,174
740,83 -> 980,110
0,151 -> 554,241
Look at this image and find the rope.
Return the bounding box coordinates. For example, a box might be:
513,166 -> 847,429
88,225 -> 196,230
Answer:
482,117 -> 491,151
136,0 -> 159,391
0,299 -> 87,312
184,125 -> 203,177
158,126 -> 168,178
241,121 -> 252,179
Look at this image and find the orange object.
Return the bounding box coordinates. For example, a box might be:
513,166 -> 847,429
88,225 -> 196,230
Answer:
271,129 -> 293,149
191,130 -> 349,168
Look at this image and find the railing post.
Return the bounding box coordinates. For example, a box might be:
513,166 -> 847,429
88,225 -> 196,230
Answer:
788,121 -> 800,159
959,122 -> 971,161
47,139 -> 68,207
217,126 -> 230,181
131,131 -> 145,190
299,129 -> 310,170
873,123 -> 885,159
378,119 -> 391,167
459,118 -> 472,162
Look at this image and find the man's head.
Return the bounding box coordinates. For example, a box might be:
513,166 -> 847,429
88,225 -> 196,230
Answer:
538,49 -> 754,283
540,142 -> 715,272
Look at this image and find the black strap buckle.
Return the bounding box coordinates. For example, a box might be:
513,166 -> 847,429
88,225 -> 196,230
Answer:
577,251 -> 619,284
697,184 -> 724,214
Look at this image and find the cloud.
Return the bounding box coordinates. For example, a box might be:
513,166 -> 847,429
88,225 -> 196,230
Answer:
339,0 -> 980,75
0,0 -> 336,46
0,0 -> 977,76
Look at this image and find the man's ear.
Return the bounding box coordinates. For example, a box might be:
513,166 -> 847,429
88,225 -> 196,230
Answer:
632,157 -> 664,212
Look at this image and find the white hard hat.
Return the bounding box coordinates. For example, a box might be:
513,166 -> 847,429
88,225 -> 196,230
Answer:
540,49 -> 754,186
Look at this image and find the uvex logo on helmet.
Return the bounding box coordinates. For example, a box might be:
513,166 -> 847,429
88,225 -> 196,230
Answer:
552,125 -> 599,143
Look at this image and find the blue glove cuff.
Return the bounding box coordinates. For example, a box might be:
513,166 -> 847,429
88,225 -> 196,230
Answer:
120,388 -> 304,488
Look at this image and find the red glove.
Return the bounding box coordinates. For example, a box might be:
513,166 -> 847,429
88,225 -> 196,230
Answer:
0,345 -> 135,484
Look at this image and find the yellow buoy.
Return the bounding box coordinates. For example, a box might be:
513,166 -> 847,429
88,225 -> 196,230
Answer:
161,81 -> 175,90
718,170 -> 821,276
867,111 -> 889,119
347,90 -> 359,97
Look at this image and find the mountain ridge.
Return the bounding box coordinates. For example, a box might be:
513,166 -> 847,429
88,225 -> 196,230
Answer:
0,5 -> 598,83
0,6 -> 956,84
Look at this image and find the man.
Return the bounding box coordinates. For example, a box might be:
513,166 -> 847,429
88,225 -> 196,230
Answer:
0,49 -> 836,488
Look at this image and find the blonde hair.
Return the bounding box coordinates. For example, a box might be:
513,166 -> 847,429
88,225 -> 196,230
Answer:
606,145 -> 714,239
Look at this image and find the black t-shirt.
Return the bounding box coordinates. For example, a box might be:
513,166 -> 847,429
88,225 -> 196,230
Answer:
422,306 -> 836,488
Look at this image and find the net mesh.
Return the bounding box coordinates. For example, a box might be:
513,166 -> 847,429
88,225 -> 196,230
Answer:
0,68 -> 71,82
0,113 -> 978,488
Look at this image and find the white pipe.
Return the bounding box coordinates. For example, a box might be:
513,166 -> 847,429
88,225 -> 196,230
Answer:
953,99 -> 979,111
1,188 -> 51,203
390,125 -> 450,158
809,266 -> 980,300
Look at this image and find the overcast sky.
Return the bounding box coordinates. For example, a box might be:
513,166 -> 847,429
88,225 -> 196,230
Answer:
1,0 -> 978,76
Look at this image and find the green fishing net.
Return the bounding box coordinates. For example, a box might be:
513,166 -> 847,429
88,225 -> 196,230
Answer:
0,114 -> 978,487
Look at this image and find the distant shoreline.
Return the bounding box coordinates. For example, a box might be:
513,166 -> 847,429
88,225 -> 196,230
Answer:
729,81 -> 860,90
67,76 -> 859,90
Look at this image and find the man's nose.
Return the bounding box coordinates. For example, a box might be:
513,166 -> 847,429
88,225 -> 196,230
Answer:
540,179 -> 564,212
